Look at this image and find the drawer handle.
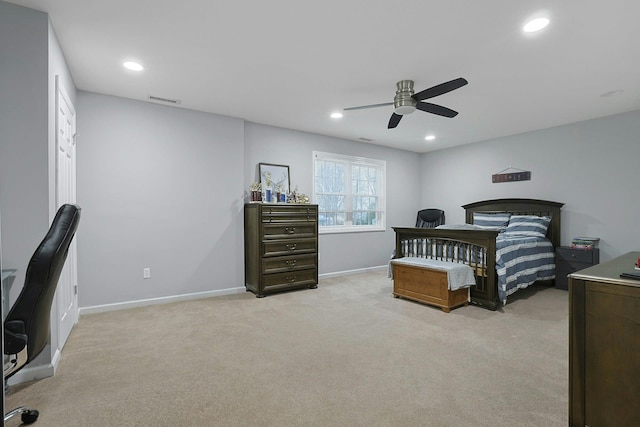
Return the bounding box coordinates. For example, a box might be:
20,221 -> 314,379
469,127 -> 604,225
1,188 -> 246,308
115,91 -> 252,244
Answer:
286,260 -> 297,267
285,275 -> 297,283
286,243 -> 297,251
285,227 -> 296,234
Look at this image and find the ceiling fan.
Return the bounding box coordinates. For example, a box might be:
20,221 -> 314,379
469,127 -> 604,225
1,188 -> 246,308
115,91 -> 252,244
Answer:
344,77 -> 468,129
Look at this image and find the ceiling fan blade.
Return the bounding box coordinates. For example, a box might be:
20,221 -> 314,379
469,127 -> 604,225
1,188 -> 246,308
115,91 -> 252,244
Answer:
388,113 -> 403,129
415,102 -> 459,118
344,102 -> 394,111
412,77 -> 468,101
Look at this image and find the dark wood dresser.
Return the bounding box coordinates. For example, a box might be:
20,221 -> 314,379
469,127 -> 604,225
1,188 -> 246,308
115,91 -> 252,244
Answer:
568,251 -> 640,427
244,203 -> 318,297
555,246 -> 600,290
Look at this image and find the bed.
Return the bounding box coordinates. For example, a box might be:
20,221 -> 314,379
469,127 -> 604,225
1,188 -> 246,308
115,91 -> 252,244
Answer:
392,198 -> 564,310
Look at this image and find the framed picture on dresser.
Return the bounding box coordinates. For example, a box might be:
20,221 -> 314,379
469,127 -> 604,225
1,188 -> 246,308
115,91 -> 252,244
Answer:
258,163 -> 290,194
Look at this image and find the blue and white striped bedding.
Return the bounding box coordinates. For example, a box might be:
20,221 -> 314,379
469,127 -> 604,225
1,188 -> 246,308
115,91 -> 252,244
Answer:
398,224 -> 556,305
496,234 -> 555,303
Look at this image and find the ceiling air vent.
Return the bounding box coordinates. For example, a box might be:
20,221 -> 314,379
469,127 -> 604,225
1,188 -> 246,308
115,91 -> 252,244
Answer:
148,95 -> 181,105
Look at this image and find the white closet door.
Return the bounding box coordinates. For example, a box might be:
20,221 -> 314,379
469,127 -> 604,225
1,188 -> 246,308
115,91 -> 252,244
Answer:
55,76 -> 78,352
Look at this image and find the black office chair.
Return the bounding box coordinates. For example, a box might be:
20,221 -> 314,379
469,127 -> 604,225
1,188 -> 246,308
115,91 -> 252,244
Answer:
4,204 -> 81,425
415,208 -> 445,228
390,208 -> 446,264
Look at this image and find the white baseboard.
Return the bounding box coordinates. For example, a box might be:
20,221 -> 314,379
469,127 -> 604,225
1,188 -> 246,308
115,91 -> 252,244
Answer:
319,265 -> 387,279
7,349 -> 60,386
80,267 -> 388,316
79,286 -> 246,315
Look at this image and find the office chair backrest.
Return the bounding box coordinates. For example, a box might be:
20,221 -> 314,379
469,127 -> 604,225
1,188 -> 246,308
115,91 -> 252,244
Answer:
415,208 -> 445,228
4,204 -> 81,364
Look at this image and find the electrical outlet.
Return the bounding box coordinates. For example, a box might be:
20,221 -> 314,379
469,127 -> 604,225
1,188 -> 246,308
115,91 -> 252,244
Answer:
143,268 -> 151,279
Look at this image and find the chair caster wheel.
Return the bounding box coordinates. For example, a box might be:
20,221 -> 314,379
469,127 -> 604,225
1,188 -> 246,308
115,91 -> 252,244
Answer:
22,409 -> 39,424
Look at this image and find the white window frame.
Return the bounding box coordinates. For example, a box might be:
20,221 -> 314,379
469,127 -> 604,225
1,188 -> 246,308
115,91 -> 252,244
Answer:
312,151 -> 386,234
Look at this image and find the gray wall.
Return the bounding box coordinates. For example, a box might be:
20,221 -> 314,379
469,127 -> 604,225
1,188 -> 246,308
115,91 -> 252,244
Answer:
75,101 -> 422,309
0,2 -> 50,300
0,0 -> 77,369
244,123 -> 422,275
421,110 -> 640,261
30,85 -> 640,310
1,2 -> 77,296
76,92 -> 245,307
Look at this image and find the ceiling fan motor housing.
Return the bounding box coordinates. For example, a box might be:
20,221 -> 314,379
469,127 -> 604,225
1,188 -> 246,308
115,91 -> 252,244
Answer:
393,80 -> 417,115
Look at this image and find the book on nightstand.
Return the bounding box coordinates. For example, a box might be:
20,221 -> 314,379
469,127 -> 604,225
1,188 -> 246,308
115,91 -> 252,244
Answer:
570,236 -> 600,249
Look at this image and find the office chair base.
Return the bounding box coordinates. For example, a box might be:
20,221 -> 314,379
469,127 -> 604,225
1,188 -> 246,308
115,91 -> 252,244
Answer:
4,406 -> 39,424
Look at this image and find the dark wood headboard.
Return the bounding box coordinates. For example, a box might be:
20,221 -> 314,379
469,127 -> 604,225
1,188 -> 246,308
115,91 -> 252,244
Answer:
462,198 -> 564,247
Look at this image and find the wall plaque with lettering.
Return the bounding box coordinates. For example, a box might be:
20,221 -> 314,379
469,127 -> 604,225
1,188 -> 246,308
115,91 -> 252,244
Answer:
492,171 -> 531,183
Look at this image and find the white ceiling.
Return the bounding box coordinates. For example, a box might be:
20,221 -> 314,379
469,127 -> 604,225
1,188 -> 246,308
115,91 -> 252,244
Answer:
8,0 -> 640,153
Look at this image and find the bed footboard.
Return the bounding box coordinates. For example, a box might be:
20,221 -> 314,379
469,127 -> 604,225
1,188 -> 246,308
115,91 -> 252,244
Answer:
392,227 -> 500,310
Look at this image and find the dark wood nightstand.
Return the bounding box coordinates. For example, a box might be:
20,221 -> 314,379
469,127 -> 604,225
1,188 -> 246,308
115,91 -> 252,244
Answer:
555,246 -> 600,290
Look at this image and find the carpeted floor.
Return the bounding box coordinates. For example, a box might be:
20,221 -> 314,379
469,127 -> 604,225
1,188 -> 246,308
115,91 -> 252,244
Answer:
4,270 -> 568,426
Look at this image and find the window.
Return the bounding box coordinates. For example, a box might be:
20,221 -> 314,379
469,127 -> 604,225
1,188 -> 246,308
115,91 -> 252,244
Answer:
313,151 -> 386,233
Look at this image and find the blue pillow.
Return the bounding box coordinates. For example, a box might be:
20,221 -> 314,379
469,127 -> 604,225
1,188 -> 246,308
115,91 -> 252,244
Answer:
504,215 -> 551,238
473,212 -> 511,229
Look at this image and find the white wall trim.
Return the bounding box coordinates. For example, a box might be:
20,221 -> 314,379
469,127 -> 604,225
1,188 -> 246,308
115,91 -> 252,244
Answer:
79,286 -> 246,315
79,267 -> 389,316
319,265 -> 387,279
7,349 -> 60,386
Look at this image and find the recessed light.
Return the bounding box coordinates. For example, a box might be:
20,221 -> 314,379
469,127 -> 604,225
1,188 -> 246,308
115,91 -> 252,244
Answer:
425,135 -> 436,141
123,61 -> 144,71
330,112 -> 343,119
523,17 -> 549,33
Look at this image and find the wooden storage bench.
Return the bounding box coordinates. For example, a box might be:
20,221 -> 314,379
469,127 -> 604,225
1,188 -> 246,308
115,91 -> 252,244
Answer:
390,259 -> 474,313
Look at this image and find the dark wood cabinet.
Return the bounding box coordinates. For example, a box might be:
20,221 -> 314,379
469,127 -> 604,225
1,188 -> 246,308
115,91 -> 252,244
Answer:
569,252 -> 640,427
244,203 -> 318,297
555,246 -> 599,290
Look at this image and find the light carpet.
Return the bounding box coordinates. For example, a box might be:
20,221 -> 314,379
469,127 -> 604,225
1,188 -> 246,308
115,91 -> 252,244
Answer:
4,270 -> 568,426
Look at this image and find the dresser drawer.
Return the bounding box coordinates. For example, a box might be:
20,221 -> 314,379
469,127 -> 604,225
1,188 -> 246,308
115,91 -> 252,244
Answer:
262,223 -> 317,239
263,238 -> 317,257
263,268 -> 317,290
262,213 -> 317,223
260,205 -> 317,215
263,254 -> 316,274
556,248 -> 596,264
261,205 -> 317,224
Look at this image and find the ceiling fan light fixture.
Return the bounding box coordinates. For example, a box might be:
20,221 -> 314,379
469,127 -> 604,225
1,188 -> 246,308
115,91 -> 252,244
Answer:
393,102 -> 416,115
394,80 -> 417,115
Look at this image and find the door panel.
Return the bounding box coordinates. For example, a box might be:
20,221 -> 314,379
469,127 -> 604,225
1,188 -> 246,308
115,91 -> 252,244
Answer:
55,76 -> 78,351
